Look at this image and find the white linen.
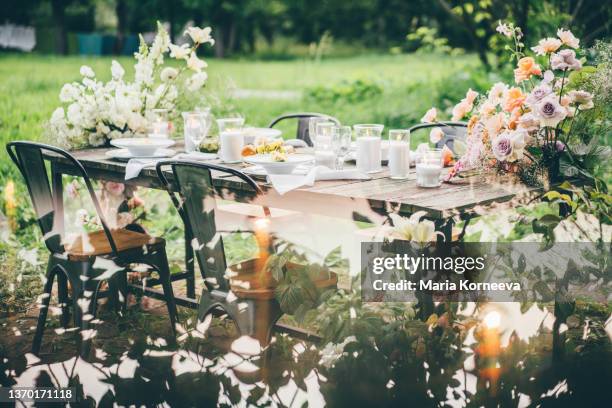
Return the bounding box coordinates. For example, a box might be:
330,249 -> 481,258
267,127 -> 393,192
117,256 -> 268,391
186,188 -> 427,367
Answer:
267,165 -> 370,195
124,151 -> 216,180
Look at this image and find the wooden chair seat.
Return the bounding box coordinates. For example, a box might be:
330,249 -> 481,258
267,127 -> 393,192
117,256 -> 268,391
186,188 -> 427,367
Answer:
64,229 -> 163,260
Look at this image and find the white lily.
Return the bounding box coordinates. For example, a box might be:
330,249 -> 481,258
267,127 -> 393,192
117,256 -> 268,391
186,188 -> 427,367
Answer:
185,26 -> 214,45
187,52 -> 207,72
169,43 -> 190,60
389,211 -> 444,243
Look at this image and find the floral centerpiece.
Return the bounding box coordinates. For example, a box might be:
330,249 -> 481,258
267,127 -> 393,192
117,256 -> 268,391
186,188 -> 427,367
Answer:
422,22 -> 605,187
47,23 -> 214,149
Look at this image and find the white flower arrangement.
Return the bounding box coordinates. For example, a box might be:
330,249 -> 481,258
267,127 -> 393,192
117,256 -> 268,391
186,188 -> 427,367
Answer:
47,22 -> 214,149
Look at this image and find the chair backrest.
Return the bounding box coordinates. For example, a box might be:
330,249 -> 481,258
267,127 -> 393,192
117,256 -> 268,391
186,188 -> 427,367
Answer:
408,121 -> 468,153
268,112 -> 340,147
6,141 -> 118,256
156,160 -> 267,292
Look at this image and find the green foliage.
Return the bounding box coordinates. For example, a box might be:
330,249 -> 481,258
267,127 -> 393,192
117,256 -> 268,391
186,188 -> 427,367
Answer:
304,78 -> 383,104
406,26 -> 464,56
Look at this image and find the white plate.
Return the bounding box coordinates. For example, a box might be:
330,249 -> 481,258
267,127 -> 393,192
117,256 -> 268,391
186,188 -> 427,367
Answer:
243,164 -> 311,177
244,154 -> 314,175
106,148 -> 176,160
110,138 -> 175,156
241,127 -> 282,144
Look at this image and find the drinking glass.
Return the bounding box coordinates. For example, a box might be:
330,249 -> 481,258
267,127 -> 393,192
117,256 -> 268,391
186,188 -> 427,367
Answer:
332,126 -> 352,170
308,117 -> 329,142
354,124 -> 384,173
415,148 -> 443,188
388,129 -> 411,179
182,111 -> 212,152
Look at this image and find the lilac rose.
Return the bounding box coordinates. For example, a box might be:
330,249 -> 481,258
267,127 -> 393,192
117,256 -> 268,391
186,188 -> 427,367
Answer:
551,49 -> 582,71
526,84 -> 552,106
535,96 -> 567,127
492,134 -> 513,162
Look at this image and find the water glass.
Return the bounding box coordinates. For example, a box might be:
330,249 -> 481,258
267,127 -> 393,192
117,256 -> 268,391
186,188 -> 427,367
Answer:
388,129 -> 411,179
332,126 -> 352,170
182,111 -> 211,152
354,124 -> 384,173
416,148 -> 443,188
308,117 -> 329,143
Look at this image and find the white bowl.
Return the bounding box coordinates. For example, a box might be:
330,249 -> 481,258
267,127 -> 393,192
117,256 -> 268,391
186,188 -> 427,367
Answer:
244,154 -> 314,175
110,138 -> 175,156
241,127 -> 282,144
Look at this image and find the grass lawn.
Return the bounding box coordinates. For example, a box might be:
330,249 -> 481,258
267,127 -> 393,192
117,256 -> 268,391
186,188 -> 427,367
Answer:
0,52 -> 479,160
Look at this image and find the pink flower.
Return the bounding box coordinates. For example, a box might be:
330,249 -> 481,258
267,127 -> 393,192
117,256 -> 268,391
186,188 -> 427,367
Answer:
104,181 -> 125,197
535,96 -> 567,127
518,112 -> 540,132
465,88 -> 479,105
487,82 -> 508,105
496,21 -> 513,37
568,90 -> 594,110
532,37 -> 562,55
478,101 -> 496,117
429,127 -> 444,144
451,101 -> 471,121
128,195 -> 145,209
557,28 -> 579,49
551,49 -> 582,71
525,84 -> 553,107
492,133 -> 513,162
421,107 -> 437,123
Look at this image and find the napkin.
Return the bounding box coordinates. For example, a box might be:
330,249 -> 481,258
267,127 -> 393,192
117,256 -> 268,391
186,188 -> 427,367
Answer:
124,152 -> 218,180
267,165 -> 370,195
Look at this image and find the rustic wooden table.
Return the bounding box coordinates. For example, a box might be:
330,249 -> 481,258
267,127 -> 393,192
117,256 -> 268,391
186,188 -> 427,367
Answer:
44,144 -> 542,339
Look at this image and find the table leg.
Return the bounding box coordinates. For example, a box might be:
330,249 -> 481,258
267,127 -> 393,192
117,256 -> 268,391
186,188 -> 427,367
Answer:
185,227 -> 196,299
435,218 -> 454,243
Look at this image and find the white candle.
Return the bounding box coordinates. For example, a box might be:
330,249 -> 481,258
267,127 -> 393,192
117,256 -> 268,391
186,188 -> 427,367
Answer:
416,163 -> 442,187
356,136 -> 381,173
388,141 -> 410,179
219,131 -> 244,163
315,150 -> 336,168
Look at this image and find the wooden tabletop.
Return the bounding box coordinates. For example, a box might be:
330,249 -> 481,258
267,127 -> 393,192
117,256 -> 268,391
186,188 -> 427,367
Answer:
46,144 -> 542,221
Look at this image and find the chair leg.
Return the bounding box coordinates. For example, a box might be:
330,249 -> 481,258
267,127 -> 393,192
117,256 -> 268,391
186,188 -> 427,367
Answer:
233,299 -> 283,347
185,228 -> 196,299
148,248 -> 179,336
198,290 -> 283,347
31,260 -> 57,355
56,270 -> 70,329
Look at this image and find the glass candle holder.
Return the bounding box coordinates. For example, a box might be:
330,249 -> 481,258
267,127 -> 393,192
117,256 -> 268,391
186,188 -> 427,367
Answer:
182,111 -> 211,153
415,148 -> 443,188
217,117 -> 245,134
354,124 -> 384,173
150,108 -> 170,138
388,129 -> 411,179
314,121 -> 336,168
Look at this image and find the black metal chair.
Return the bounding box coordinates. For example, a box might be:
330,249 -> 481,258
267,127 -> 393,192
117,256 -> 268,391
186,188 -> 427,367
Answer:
156,160 -> 283,345
6,141 -> 178,355
408,121 -> 468,153
268,112 -> 340,147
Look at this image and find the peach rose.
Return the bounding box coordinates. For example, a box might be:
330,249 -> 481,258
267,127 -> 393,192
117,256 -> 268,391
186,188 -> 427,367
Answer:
514,57 -> 542,83
531,37 -> 562,55
451,100 -> 471,121
421,107 -> 437,123
503,87 -> 526,112
465,88 -> 479,105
